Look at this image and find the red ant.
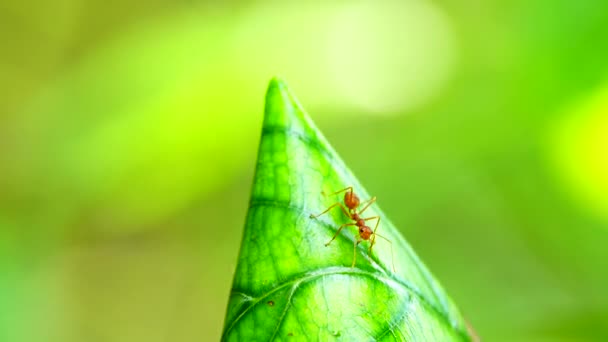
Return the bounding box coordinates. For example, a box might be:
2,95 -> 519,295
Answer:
309,186 -> 395,272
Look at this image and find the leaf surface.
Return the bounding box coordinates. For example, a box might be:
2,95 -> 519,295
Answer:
222,78 -> 472,341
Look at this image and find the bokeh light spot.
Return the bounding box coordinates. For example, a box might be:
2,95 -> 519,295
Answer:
326,1 -> 456,115
229,1 -> 455,116
548,86 -> 608,222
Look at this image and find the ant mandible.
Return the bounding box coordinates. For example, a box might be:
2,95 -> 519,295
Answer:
309,186 -> 395,272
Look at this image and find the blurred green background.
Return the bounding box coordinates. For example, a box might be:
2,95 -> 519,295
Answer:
1,0 -> 608,341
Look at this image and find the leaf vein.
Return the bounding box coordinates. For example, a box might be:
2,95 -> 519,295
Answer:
224,267 -> 468,340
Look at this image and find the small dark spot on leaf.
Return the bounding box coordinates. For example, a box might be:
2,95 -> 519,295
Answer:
267,300 -> 275,306
333,330 -> 341,337
287,332 -> 293,337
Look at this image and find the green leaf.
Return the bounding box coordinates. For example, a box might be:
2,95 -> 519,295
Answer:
222,78 -> 473,341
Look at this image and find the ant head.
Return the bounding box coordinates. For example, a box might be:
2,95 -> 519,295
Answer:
344,191 -> 360,209
359,225 -> 373,240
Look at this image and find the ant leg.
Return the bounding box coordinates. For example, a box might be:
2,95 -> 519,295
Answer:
321,186 -> 353,197
357,196 -> 377,215
374,233 -> 395,273
351,238 -> 362,267
361,216 -> 381,252
325,223 -> 357,246
309,202 -> 349,219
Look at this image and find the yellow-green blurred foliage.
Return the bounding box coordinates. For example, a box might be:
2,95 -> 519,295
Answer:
1,1 -> 607,341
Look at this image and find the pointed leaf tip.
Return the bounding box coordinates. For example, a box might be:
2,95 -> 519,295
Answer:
263,78 -> 317,138
223,78 -> 474,341
267,76 -> 287,91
